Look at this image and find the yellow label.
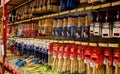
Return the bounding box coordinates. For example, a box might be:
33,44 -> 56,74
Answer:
50,40 -> 54,42
69,40 -> 75,43
86,6 -> 93,10
46,39 -> 49,42
89,43 -> 97,46
75,41 -> 81,44
71,9 -> 77,13
81,42 -> 88,45
108,43 -> 119,48
96,64 -> 98,69
78,7 -> 84,12
51,14 -> 54,17
43,15 -> 47,18
101,3 -> 111,8
54,40 -> 58,43
59,41 -> 64,43
54,13 -> 59,16
99,43 -> 108,47
64,40 -> 69,43
60,11 -> 69,15
93,5 -> 101,9
112,1 -> 120,6
32,17 -> 39,20
47,15 -> 51,17
40,17 -> 42,19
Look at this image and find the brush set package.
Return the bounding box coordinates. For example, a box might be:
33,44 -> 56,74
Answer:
17,22 -> 38,37
39,18 -> 53,36
90,9 -> 120,38
14,38 -> 49,65
52,14 -> 90,39
49,43 -> 86,74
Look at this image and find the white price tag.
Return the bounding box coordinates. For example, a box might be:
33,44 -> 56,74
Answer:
90,62 -> 95,68
103,60 -> 108,65
84,59 -> 89,64
113,62 -> 118,66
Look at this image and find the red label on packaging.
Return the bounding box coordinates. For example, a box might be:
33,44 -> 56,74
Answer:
53,43 -> 59,57
70,44 -> 77,60
77,45 -> 83,60
48,43 -> 54,54
58,45 -> 64,58
63,45 -> 70,59
90,47 -> 103,68
84,46 -> 91,60
103,48 -> 113,65
113,49 -> 120,63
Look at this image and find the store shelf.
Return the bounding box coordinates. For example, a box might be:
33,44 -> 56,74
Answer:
0,0 -> 32,17
7,0 -> 120,25
9,37 -> 120,48
0,59 -> 19,74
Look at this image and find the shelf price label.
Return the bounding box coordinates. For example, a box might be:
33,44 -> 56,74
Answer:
43,15 -> 47,18
54,13 -> 59,16
75,41 -> 81,44
101,3 -> 111,8
71,9 -> 77,13
60,11 -> 69,15
86,6 -> 93,10
112,1 -> 120,6
69,40 -> 75,43
47,15 -> 51,18
64,40 -> 69,43
99,43 -> 108,47
46,39 -> 50,42
50,40 -> 54,42
59,40 -> 64,43
89,43 -> 97,46
40,16 -> 43,19
54,40 -> 59,43
93,5 -> 101,9
78,7 -> 84,12
108,43 -> 119,48
32,17 -> 40,20
81,42 -> 88,46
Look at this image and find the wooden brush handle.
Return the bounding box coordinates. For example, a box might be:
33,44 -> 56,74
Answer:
115,65 -> 119,74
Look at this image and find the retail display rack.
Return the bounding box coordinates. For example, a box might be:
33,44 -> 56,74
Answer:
0,0 -> 120,74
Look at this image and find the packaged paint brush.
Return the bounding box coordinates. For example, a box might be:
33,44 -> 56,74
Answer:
52,43 -> 59,70
48,43 -> 54,66
42,0 -> 47,13
62,44 -> 70,72
94,12 -> 102,36
56,17 -> 63,36
102,11 -> 112,38
113,48 -> 120,74
62,16 -> 68,37
57,43 -> 64,73
42,18 -> 53,35
53,18 -> 57,36
90,46 -> 105,74
84,46 -> 93,74
113,8 -> 120,38
67,15 -> 77,38
70,44 -> 77,73
76,14 -> 84,39
77,45 -> 86,73
82,14 -> 90,39
103,48 -> 113,74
